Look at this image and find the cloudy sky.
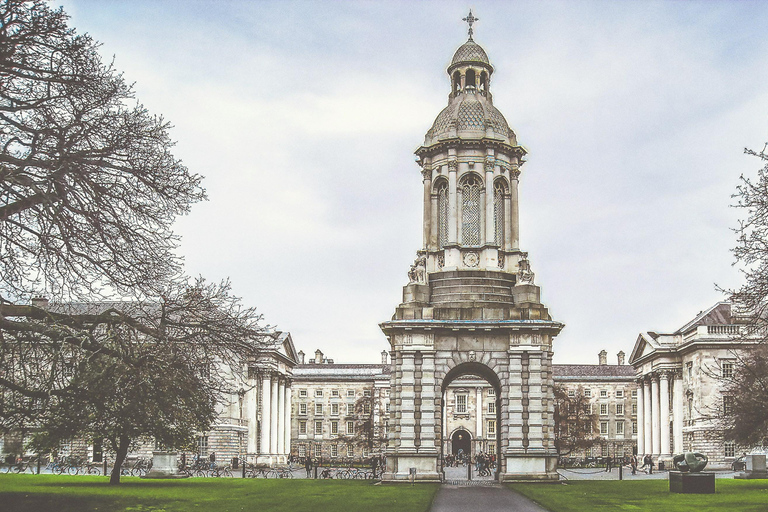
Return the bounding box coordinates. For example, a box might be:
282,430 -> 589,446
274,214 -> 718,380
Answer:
59,0 -> 768,365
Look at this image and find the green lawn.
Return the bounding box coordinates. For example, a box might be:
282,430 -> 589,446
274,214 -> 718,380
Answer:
510,479 -> 768,512
0,474 -> 439,512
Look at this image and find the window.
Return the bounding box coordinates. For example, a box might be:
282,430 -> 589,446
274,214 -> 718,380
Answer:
347,421 -> 355,434
724,441 -> 736,458
315,403 -> 323,415
616,390 -> 624,398
600,403 -> 608,415
385,402 -> 390,413
488,401 -> 495,414
298,445 -> 306,457
460,174 -> 482,246
363,403 -> 371,415
686,361 -> 693,379
616,421 -> 624,436
568,389 -> 576,397
456,394 -> 467,414
721,360 -> 734,379
723,396 -> 734,416
332,389 -> 340,397
364,389 -> 371,397
315,421 -> 322,435
347,444 -> 354,456
488,388 -> 495,396
632,422 -> 638,434
584,389 -> 591,398
197,435 -> 208,456
437,180 -> 449,248
616,404 -> 624,416
600,422 -> 608,435
331,421 -> 338,435
331,403 -> 339,416
488,444 -> 496,456
493,180 -> 506,246
315,389 -> 323,397
314,444 -> 322,457
632,404 -> 637,415
299,389 -> 307,398
299,421 -> 307,434
347,390 -> 355,397
487,420 -> 496,435
631,389 -> 638,398
299,403 -> 307,415
600,390 -> 608,398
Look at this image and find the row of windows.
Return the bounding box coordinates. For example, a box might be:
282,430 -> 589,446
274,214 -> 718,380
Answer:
298,402 -> 378,416
299,420 -> 389,437
296,444 -> 370,458
597,421 -> 634,436
454,396 -> 496,414
436,176 -> 508,248
298,389 -> 373,398
568,388 -> 636,399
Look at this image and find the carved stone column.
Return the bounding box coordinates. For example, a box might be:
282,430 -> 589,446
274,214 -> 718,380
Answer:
399,351 -> 416,449
260,372 -> 271,459
509,165 -> 520,251
636,379 -> 645,456
659,372 -> 671,458
643,377 -> 652,455
651,374 -> 661,456
283,380 -> 292,456
277,378 -> 285,457
673,371 -> 684,455
484,157 -> 495,245
422,165 -> 432,250
448,159 -> 458,245
270,375 -> 279,456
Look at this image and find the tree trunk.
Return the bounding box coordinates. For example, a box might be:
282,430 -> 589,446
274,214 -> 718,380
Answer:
109,435 -> 130,485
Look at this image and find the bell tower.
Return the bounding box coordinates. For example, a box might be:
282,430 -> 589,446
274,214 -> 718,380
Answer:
381,12 -> 564,482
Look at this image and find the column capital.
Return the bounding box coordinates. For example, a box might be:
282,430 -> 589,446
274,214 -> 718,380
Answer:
484,156 -> 495,173
447,159 -> 458,173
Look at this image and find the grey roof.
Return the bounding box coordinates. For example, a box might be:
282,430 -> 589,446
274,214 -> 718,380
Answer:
451,39 -> 490,66
553,364 -> 636,381
293,364 -> 390,382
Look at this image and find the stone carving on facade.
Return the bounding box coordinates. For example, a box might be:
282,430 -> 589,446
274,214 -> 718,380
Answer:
408,253 -> 427,284
448,159 -> 458,172
498,253 -> 505,269
463,251 -> 479,267
468,350 -> 476,361
484,157 -> 495,173
510,166 -> 521,180
437,252 -> 445,269
517,252 -> 535,284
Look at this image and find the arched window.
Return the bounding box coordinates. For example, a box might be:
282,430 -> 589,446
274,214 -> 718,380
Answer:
480,71 -> 487,93
460,174 -> 482,246
465,69 -> 476,89
437,180 -> 449,248
453,71 -> 461,96
494,180 -> 507,246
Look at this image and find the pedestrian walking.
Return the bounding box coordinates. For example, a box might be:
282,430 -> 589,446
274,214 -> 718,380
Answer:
305,456 -> 313,478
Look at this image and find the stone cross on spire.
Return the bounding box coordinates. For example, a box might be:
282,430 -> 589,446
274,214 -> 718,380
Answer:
462,9 -> 479,40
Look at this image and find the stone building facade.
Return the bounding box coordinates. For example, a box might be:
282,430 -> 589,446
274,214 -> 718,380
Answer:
629,301 -> 755,468
380,18 -> 564,483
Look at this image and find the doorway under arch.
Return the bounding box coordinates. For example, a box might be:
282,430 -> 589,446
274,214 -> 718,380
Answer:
451,429 -> 472,456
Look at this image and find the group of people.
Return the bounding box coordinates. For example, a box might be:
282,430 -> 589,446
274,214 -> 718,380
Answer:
628,454 -> 655,475
473,451 -> 495,476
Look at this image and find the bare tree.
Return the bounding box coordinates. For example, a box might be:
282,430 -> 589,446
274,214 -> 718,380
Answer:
0,1 -> 268,483
338,394 -> 387,458
553,384 -> 599,457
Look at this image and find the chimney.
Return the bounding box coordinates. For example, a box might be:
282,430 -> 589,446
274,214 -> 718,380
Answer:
598,350 -> 607,365
314,349 -> 323,364
617,351 -> 625,365
31,296 -> 49,309
297,350 -> 305,364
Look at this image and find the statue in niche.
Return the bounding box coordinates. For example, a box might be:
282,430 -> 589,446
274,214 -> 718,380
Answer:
672,452 -> 709,472
517,252 -> 535,285
408,253 -> 427,284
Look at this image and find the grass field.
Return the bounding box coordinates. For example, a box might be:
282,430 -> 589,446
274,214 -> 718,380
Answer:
0,474 -> 439,512
511,479 -> 768,512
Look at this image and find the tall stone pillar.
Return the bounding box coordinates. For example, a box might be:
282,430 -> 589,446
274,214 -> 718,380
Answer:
476,387 -> 483,444
399,352 -> 416,449
651,374 -> 661,456
659,372 -> 671,458
636,380 -> 645,456
673,372 -> 684,455
448,159 -> 458,245
422,167 -> 432,248
420,352 -> 438,454
270,375 -> 279,456
260,372 -> 271,461
509,166 -> 520,250
277,379 -> 285,458
643,378 -> 652,455
484,157 -> 495,245
283,381 -> 292,456
526,351 -> 545,451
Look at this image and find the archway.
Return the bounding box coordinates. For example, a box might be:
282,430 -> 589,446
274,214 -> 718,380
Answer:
451,429 -> 471,456
440,362 -> 502,481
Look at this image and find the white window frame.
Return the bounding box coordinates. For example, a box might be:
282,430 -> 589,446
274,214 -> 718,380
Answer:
456,394 -> 468,414
600,403 -> 608,416
347,421 -> 354,434
299,403 -> 307,415
600,422 -> 608,435
331,421 -> 338,435
616,404 -> 624,416
315,389 -> 323,397
315,403 -> 323,415
299,421 -> 307,435
487,420 -> 496,435
315,420 -> 322,435
331,403 -> 339,416
584,389 -> 592,398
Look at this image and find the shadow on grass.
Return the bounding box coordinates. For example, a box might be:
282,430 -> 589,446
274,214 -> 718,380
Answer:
0,492 -> 144,512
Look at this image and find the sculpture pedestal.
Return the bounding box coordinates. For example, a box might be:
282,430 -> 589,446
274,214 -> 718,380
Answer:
142,451 -> 187,479
735,454 -> 768,479
669,471 -> 714,494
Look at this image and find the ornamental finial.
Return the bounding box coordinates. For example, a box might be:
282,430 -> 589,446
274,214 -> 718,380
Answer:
462,10 -> 479,40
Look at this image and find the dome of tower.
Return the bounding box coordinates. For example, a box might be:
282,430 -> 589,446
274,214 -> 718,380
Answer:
424,93 -> 516,146
451,39 -> 490,66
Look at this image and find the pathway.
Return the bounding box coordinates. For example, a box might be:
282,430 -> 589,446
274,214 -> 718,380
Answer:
430,484 -> 549,512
